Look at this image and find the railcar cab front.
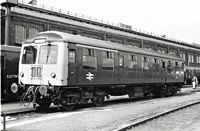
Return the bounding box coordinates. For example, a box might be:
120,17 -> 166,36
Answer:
19,38 -> 67,86
19,32 -> 70,109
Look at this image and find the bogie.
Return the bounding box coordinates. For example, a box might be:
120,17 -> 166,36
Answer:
60,91 -> 79,111
92,95 -> 105,107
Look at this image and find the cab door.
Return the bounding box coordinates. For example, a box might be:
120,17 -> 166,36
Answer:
68,44 -> 77,85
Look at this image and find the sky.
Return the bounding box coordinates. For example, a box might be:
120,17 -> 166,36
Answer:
3,0 -> 200,44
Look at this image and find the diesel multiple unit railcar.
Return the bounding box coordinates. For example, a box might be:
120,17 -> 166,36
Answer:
19,31 -> 184,110
1,45 -> 22,101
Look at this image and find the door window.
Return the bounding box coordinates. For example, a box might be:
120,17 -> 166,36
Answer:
69,49 -> 75,64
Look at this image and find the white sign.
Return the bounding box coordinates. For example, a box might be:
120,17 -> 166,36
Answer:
86,72 -> 94,81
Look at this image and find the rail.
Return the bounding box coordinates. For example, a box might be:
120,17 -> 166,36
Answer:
12,0 -> 191,45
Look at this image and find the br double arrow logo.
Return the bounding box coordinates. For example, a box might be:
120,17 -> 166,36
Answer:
86,72 -> 94,81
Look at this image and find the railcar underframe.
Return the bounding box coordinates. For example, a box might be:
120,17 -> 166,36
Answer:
23,82 -> 182,111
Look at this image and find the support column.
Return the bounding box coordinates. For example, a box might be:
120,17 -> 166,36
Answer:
46,22 -> 50,31
103,34 -> 107,41
4,5 -> 11,45
141,39 -> 144,48
1,1 -> 17,45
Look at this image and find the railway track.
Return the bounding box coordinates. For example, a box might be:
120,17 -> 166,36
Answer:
117,100 -> 200,131
2,93 -> 200,131
2,89 -> 200,131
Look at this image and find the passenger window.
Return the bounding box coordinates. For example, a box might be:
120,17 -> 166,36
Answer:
167,60 -> 173,73
119,56 -> 124,68
162,61 -> 165,70
182,62 -> 184,67
102,51 -> 114,70
82,48 -> 97,69
69,49 -> 75,63
142,56 -> 149,71
153,58 -> 159,72
128,54 -> 138,71
154,58 -> 158,64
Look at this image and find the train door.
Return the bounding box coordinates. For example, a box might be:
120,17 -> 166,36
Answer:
101,50 -> 115,84
68,44 -> 77,85
75,46 -> 98,85
118,53 -> 125,83
161,59 -> 167,83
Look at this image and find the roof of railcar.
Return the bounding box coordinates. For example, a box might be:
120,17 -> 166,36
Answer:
24,31 -> 183,61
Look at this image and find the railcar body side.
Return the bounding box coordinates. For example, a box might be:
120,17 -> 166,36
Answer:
19,31 -> 184,110
1,45 -> 21,101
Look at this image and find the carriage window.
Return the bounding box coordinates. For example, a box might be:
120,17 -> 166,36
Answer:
82,48 -> 97,69
102,51 -> 114,70
128,54 -> 138,71
182,62 -> 184,67
69,49 -> 75,63
142,56 -> 149,71
162,61 -> 165,70
22,46 -> 38,64
175,61 -> 178,66
119,56 -> 124,68
167,60 -> 173,73
153,58 -> 159,72
1,56 -> 5,69
153,58 -> 158,64
38,45 -> 58,64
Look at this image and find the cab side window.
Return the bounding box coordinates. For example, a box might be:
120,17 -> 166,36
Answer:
69,49 -> 75,64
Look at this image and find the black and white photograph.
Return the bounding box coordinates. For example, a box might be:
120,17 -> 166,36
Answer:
1,0 -> 200,130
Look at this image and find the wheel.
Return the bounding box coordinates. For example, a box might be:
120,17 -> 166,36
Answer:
92,96 -> 105,107
60,91 -> 76,111
37,98 -> 51,110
